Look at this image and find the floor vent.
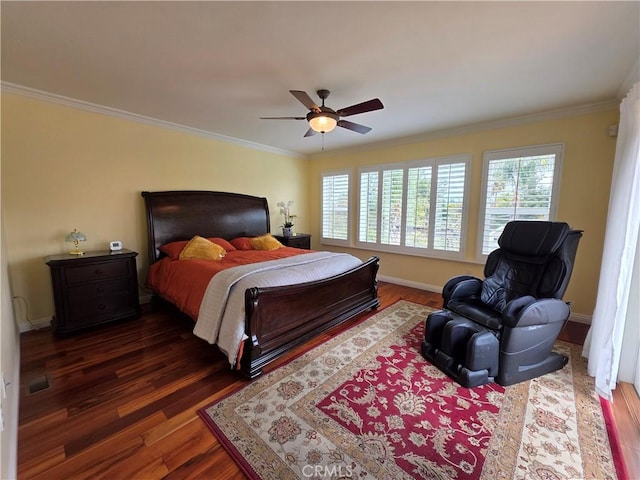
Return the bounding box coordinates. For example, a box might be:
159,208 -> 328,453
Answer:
28,375 -> 50,394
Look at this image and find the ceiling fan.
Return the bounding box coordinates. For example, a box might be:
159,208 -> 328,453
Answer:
260,89 -> 384,137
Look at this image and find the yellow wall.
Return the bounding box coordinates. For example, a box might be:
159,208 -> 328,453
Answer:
1,93 -> 309,326
1,92 -> 618,328
307,109 -> 619,317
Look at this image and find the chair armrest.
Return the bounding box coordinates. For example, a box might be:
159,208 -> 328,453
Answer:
503,297 -> 570,328
443,275 -> 482,307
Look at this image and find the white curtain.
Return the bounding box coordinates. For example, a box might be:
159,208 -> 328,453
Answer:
583,82 -> 640,401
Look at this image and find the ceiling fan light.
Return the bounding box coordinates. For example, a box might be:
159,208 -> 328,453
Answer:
308,113 -> 338,133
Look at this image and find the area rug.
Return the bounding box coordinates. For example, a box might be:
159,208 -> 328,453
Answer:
198,300 -> 627,480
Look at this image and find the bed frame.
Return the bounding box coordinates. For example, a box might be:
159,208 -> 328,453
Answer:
141,190 -> 380,378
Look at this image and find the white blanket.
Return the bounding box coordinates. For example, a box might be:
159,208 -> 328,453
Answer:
193,251 -> 363,365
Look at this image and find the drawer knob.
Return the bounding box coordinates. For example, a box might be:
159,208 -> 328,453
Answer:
94,269 -> 103,275
97,303 -> 106,310
96,286 -> 104,293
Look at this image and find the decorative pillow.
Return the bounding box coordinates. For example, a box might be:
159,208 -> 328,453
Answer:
230,237 -> 254,251
159,240 -> 189,259
207,237 -> 236,252
179,235 -> 226,260
250,233 -> 283,251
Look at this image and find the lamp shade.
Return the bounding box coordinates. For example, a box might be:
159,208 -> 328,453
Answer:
65,229 -> 87,243
308,112 -> 338,133
65,229 -> 87,255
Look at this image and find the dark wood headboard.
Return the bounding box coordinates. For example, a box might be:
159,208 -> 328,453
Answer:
141,190 -> 270,264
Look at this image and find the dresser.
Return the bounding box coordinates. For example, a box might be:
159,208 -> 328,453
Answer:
45,249 -> 141,334
273,233 -> 311,250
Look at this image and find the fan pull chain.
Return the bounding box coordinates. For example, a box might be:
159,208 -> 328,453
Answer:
322,132 -> 325,151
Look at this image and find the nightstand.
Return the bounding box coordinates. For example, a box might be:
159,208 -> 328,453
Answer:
274,233 -> 311,250
45,249 -> 141,334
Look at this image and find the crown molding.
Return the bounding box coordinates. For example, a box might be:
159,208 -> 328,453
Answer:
2,81 -> 620,162
311,98 -> 620,159
1,81 -> 305,159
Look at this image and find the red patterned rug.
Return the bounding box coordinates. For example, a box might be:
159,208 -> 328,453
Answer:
198,300 -> 627,479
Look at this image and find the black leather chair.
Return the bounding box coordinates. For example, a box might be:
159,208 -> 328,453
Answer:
421,221 -> 582,387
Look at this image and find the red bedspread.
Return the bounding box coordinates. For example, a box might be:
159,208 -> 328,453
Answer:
146,247 -> 310,319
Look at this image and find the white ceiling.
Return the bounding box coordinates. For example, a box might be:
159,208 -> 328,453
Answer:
2,1 -> 639,157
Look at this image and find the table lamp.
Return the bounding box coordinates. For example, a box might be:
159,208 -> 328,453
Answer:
65,229 -> 87,255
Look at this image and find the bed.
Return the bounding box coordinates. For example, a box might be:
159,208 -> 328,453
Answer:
141,190 -> 380,378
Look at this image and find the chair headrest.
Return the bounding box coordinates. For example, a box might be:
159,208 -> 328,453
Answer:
498,221 -> 570,257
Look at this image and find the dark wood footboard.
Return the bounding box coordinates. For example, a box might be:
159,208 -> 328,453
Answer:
241,256 -> 380,378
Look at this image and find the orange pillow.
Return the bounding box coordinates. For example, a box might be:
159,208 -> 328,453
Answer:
179,236 -> 226,261
160,237 -> 236,259
250,234 -> 283,251
159,240 -> 189,259
207,237 -> 236,252
230,237 -> 254,251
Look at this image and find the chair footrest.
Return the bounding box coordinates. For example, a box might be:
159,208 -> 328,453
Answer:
421,340 -> 493,388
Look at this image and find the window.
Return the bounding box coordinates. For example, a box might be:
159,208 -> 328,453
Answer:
357,154 -> 470,258
321,171 -> 351,246
478,144 -> 563,256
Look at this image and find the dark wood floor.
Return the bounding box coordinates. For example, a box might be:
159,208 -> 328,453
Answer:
18,282 -> 640,479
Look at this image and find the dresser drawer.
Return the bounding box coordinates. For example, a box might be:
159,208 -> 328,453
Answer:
66,279 -> 131,302
64,260 -> 129,284
65,292 -> 136,327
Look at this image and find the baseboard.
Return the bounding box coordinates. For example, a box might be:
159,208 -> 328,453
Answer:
19,294 -> 155,333
139,294 -> 153,304
569,312 -> 592,325
18,316 -> 52,333
377,274 -> 442,294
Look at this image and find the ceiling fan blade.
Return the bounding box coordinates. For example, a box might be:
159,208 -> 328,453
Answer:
336,98 -> 384,117
290,90 -> 321,112
304,128 -> 317,137
259,116 -> 306,120
337,120 -> 372,134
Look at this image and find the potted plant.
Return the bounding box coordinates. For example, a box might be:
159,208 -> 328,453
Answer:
277,200 -> 297,236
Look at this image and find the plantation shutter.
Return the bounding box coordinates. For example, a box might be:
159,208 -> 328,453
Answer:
322,173 -> 350,241
434,162 -> 467,252
380,169 -> 404,245
405,166 -> 432,248
357,154 -> 470,257
359,171 -> 379,243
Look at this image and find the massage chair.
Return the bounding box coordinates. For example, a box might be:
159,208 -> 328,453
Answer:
422,221 -> 582,387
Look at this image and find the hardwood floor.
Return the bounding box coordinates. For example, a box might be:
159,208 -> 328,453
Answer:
18,282 -> 639,479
